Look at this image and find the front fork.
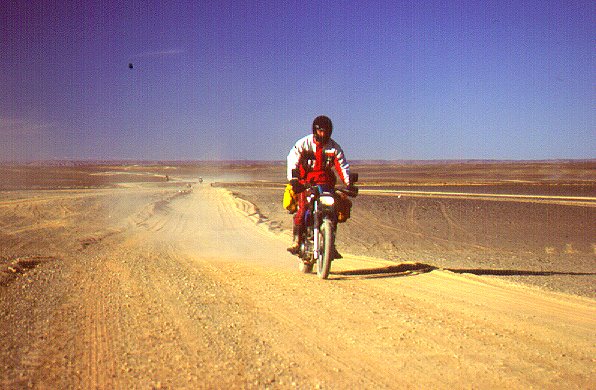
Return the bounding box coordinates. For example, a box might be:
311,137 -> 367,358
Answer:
301,202 -> 332,262
312,202 -> 321,260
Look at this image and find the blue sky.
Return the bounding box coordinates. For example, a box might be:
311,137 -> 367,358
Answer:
1,0 -> 594,161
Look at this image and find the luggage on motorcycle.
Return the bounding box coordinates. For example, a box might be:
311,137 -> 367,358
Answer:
283,184 -> 297,213
336,191 -> 352,223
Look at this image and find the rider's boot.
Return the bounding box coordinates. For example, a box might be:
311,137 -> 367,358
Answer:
287,236 -> 300,254
331,244 -> 342,259
287,224 -> 302,254
331,222 -> 342,259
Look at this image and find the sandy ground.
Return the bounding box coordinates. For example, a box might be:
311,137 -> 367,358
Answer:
228,184 -> 596,298
1,163 -> 595,388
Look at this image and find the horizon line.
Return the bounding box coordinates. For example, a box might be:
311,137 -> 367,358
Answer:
2,158 -> 595,166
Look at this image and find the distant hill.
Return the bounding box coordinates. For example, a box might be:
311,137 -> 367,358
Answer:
1,159 -> 594,167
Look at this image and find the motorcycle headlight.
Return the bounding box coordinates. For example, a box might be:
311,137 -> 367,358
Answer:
319,195 -> 335,207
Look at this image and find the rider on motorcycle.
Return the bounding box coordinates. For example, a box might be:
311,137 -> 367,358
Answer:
286,115 -> 351,255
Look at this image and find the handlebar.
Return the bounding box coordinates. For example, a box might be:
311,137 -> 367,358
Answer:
292,181 -> 358,198
337,187 -> 359,198
290,171 -> 359,198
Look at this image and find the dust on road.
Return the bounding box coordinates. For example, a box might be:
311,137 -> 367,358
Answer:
1,182 -> 595,389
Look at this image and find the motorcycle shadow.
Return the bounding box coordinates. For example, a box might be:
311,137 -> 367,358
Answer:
332,263 -> 596,281
332,262 -> 436,280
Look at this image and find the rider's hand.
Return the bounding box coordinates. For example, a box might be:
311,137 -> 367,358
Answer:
347,184 -> 358,196
290,179 -> 305,193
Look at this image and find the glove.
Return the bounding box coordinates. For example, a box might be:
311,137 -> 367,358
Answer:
290,179 -> 305,193
346,184 -> 359,196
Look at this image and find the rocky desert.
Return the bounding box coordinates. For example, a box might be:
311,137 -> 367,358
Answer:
1,161 -> 595,389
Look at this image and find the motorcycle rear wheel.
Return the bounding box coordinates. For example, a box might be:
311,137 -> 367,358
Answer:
317,219 -> 334,279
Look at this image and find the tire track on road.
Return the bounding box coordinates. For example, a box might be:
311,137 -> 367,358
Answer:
362,189 -> 596,207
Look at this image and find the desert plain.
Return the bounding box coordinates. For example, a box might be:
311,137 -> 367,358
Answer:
1,160 -> 595,388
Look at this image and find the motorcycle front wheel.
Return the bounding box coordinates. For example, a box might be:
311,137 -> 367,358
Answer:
317,218 -> 334,279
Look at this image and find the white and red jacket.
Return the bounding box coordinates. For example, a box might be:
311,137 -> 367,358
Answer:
287,134 -> 351,187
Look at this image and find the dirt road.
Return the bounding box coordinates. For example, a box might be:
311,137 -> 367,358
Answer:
1,182 -> 595,389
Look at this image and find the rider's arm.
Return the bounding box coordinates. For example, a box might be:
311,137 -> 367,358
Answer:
333,142 -> 351,186
287,136 -> 308,181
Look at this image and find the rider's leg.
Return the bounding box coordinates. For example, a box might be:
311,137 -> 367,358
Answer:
287,195 -> 306,254
287,222 -> 303,254
331,220 -> 342,259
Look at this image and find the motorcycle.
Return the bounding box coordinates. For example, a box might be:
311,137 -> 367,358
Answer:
292,172 -> 359,279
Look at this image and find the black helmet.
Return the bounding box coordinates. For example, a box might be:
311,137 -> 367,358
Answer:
312,115 -> 333,143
